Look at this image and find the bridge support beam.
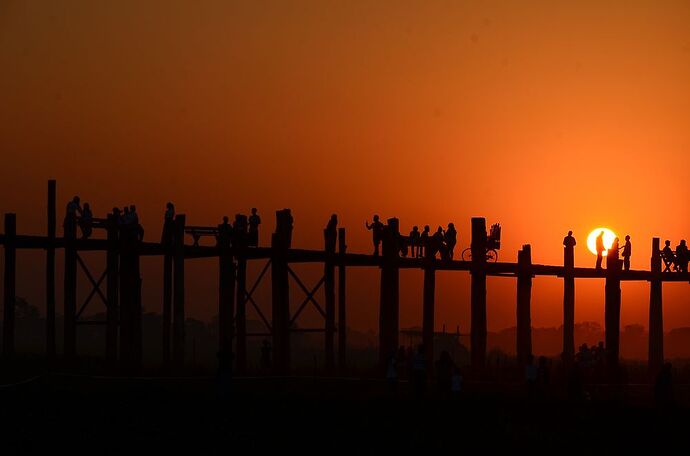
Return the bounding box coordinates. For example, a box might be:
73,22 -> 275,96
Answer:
272,210 -> 292,374
337,228 -> 347,370
218,246 -> 235,357
378,218 -> 400,373
324,229 -> 336,372
470,217 -> 487,368
106,215 -> 119,362
119,229 -> 142,372
422,259 -> 435,376
648,237 -> 663,373
605,254 -> 622,369
172,214 -> 186,368
516,245 -> 532,366
3,214 -> 16,357
563,239 -> 575,363
64,213 -> 77,359
235,255 -> 247,374
46,180 -> 56,358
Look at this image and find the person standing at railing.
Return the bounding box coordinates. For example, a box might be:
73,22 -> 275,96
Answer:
248,208 -> 261,247
621,235 -> 632,271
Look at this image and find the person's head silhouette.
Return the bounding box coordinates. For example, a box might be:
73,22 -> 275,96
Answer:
73,196 -> 80,204
681,240 -> 687,247
130,204 -> 136,213
665,240 -> 671,247
568,230 -> 573,236
251,208 -> 257,215
625,235 -> 630,241
448,222 -> 455,230
424,225 -> 430,232
413,225 -> 418,232
223,216 -> 229,224
373,214 -> 379,222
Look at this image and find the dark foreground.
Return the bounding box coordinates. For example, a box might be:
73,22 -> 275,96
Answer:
1,372 -> 689,454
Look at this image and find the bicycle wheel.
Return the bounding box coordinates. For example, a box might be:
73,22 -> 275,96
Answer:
461,248 -> 472,261
486,249 -> 499,262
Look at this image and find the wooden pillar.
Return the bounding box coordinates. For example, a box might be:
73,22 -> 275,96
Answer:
46,180 -> 56,358
162,252 -> 172,366
63,210 -> 77,359
422,258 -> 436,375
516,245 -> 533,366
648,237 -> 663,372
119,226 -> 142,371
218,246 -> 235,356
604,251 -> 622,368
235,255 -> 247,373
324,228 -> 336,372
3,214 -> 16,356
470,217 -> 487,368
106,215 -> 119,362
337,228 -> 347,369
378,218 -> 400,372
271,213 -> 291,374
563,238 -> 575,363
172,214 -> 186,367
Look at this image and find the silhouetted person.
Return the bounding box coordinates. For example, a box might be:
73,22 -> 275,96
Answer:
161,202 -> 175,246
420,225 -> 430,259
365,215 -> 384,256
675,240 -> 688,273
409,226 -> 421,258
432,226 -> 447,259
129,205 -> 139,225
595,230 -> 605,270
234,214 -> 248,247
563,230 -> 576,268
63,196 -> 82,237
248,208 -> 261,247
79,202 -> 93,239
325,214 -> 338,252
412,344 -> 427,397
607,237 -> 620,269
654,362 -> 674,408
121,206 -> 130,225
217,216 -> 232,248
621,235 -> 632,271
260,339 -> 272,371
444,223 -> 457,259
662,240 -> 674,271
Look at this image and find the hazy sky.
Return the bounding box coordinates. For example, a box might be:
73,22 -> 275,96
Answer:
1,1 -> 688,336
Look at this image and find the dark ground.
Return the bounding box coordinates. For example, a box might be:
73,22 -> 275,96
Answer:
1,366 -> 689,454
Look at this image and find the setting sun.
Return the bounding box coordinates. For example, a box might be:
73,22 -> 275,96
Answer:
586,228 -> 617,256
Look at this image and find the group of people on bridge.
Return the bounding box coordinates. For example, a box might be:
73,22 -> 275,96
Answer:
365,215 -> 458,260
63,196 -> 143,241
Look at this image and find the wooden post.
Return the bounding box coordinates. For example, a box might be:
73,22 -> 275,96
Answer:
648,237 -> 663,372
563,237 -> 575,363
235,255 -> 247,373
422,257 -> 435,376
604,250 -> 622,369
516,245 -> 533,366
172,214 -> 186,367
470,217 -> 487,368
378,218 -> 400,372
337,227 -> 347,369
46,180 -> 56,358
218,246 -> 235,356
119,225 -> 142,371
271,210 -> 291,374
3,214 -> 16,356
64,208 -> 77,359
106,214 -> 119,362
324,228 -> 336,372
162,251 -> 172,366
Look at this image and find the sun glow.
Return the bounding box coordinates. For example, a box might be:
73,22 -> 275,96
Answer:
586,228 -> 617,256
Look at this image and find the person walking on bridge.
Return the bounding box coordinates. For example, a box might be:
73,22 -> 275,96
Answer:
248,208 -> 261,247
595,230 -> 605,270
366,215 -> 384,256
622,235 -> 632,271
563,230 -> 576,269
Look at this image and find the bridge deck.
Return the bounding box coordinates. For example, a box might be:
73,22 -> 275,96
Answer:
1,234 -> 688,282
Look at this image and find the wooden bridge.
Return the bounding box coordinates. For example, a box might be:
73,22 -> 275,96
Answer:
1,180 -> 688,375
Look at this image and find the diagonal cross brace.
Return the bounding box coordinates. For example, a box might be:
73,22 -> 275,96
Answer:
241,259 -> 272,332
288,266 -> 326,326
75,254 -> 109,320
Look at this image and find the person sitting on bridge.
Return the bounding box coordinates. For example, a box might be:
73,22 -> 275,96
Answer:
595,230 -> 605,270
63,196 -> 82,237
676,240 -> 688,273
420,225 -> 430,258
365,215 -> 384,256
444,223 -> 457,259
662,240 -> 675,271
325,214 -> 338,252
409,226 -> 421,258
217,216 -> 233,248
79,202 -> 93,239
248,208 -> 261,247
606,237 -> 620,268
621,235 -> 632,271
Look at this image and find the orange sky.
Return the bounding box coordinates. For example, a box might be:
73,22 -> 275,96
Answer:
0,1 -> 688,336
